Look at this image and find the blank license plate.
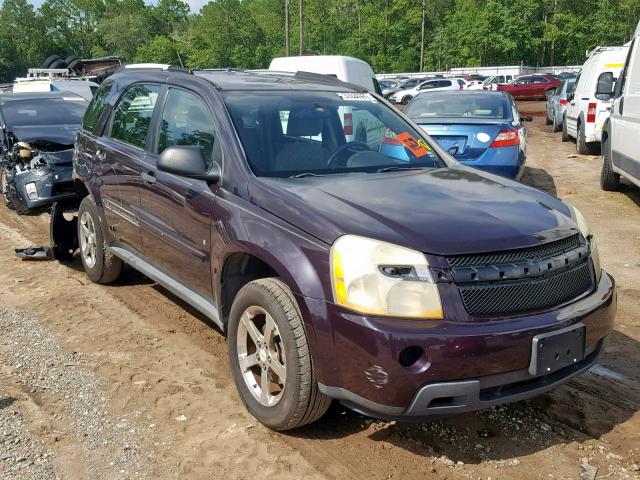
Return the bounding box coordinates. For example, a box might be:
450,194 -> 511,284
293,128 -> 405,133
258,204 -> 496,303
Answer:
431,135 -> 467,154
529,324 -> 586,376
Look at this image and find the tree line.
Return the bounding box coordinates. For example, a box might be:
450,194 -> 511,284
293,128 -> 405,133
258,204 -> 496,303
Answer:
0,0 -> 638,83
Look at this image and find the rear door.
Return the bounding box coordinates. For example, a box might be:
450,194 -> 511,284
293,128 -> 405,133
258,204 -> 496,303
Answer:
139,86 -> 218,298
97,83 -> 162,252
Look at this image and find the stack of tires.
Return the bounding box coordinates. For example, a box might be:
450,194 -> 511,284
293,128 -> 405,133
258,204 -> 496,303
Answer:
41,55 -> 83,75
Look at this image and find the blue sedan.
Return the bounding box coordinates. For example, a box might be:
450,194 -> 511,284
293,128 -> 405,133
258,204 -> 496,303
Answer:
402,91 -> 530,179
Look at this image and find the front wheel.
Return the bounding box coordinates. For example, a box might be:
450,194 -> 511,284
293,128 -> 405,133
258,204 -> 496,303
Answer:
0,168 -> 15,210
600,136 -> 620,191
78,197 -> 122,284
401,95 -> 413,105
228,278 -> 331,430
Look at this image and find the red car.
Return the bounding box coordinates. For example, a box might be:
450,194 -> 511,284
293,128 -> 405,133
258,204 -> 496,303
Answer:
498,74 -> 560,100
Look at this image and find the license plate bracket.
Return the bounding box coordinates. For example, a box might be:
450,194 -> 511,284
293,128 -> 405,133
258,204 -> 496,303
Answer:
528,323 -> 586,376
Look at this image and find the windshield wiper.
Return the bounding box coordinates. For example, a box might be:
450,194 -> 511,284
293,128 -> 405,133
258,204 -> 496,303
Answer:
376,166 -> 427,173
290,172 -> 324,178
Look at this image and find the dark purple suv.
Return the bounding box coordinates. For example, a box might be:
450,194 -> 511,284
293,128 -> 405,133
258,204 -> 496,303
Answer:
68,67 -> 615,430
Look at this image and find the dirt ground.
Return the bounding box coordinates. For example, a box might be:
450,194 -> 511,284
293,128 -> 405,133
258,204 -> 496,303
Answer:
0,101 -> 639,480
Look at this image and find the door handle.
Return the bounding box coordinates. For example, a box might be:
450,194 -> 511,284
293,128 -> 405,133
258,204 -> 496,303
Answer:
141,171 -> 157,184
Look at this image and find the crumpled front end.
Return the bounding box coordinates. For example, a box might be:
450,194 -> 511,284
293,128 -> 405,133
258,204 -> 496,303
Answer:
2,147 -> 77,215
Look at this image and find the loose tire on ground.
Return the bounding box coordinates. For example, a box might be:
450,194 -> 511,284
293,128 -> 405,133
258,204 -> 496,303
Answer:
600,136 -> 620,191
228,278 -> 331,430
77,197 -> 122,284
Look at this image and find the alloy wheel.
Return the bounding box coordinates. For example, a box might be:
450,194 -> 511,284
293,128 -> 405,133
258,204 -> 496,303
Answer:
79,211 -> 98,269
236,305 -> 286,407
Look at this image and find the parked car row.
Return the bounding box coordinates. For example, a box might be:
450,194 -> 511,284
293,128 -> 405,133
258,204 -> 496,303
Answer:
0,56 -> 616,433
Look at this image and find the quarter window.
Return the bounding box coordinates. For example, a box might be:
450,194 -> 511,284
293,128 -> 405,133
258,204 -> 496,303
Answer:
110,84 -> 161,149
157,88 -> 216,165
82,83 -> 112,133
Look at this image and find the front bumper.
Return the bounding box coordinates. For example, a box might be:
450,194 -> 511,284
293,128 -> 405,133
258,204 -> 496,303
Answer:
299,271 -> 615,420
7,165 -> 77,214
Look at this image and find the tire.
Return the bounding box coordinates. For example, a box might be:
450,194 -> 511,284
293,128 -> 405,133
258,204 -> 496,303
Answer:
228,278 -> 331,431
561,116 -> 570,142
600,135 -> 620,191
49,59 -> 68,70
67,58 -> 82,72
64,55 -> 80,65
545,110 -> 552,125
401,95 -> 413,105
0,168 -> 15,210
42,54 -> 61,68
552,112 -> 561,133
77,196 -> 122,284
576,122 -> 596,155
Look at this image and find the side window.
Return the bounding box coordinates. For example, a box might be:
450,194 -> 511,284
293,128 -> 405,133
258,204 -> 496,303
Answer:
110,84 -> 161,149
617,39 -> 635,96
83,83 -> 112,133
532,76 -> 548,83
442,80 -> 452,87
157,88 -> 216,165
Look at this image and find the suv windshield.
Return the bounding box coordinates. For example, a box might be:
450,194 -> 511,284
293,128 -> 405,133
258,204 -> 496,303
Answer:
224,90 -> 445,177
405,93 -> 508,120
0,97 -> 87,127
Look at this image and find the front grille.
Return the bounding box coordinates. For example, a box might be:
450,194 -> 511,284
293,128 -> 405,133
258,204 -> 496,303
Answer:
447,234 -> 581,267
458,260 -> 593,316
52,181 -> 75,195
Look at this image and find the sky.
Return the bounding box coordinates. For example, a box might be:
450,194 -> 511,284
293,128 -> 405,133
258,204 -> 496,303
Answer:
19,0 -> 208,13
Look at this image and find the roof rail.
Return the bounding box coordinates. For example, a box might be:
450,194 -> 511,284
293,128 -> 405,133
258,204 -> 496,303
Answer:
123,63 -> 192,73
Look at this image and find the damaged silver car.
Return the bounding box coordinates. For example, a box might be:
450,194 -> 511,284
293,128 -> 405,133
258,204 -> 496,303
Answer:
0,92 -> 88,214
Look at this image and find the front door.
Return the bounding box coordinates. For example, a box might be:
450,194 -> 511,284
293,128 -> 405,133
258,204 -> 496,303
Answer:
98,83 -> 162,252
139,87 -> 217,298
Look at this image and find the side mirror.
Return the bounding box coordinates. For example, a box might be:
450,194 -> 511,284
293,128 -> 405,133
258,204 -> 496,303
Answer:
595,71 -> 615,100
567,91 -> 575,102
157,146 -> 220,182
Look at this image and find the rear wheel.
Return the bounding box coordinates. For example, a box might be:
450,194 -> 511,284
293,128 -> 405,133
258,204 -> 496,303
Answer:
552,112 -> 561,133
228,278 -> 331,430
545,110 -> 552,125
561,115 -> 570,142
78,197 -> 122,284
600,136 -> 620,191
576,122 -> 597,155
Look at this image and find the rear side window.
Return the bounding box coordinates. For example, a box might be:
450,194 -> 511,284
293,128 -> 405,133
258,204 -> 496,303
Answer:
110,84 -> 161,149
83,84 -> 112,133
441,80 -> 452,87
532,76 -> 548,83
157,88 -> 216,165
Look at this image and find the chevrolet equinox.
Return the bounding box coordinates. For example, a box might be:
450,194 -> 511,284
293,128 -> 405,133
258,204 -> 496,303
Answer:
68,66 -> 616,430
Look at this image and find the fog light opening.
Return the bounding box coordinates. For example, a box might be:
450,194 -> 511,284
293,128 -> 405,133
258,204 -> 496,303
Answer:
398,346 -> 427,370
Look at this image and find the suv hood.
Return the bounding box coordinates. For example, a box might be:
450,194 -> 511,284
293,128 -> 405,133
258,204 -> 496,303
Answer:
248,166 -> 578,255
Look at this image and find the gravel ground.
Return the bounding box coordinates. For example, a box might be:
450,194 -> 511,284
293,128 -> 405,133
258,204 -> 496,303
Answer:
0,306 -> 150,479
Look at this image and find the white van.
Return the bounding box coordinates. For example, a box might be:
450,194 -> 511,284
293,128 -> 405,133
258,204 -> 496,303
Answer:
269,55 -> 380,93
269,55 -> 385,146
600,21 -> 640,191
563,45 -> 629,154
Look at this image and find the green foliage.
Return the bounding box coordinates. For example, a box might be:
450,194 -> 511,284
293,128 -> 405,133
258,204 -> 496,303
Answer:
0,0 -> 638,82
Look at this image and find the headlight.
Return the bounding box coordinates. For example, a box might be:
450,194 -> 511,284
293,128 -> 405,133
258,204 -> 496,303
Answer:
568,204 -> 601,283
25,182 -> 38,199
330,235 -> 443,319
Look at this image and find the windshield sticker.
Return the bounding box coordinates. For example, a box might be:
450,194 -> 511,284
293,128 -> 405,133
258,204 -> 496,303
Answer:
396,132 -> 430,157
336,92 -> 377,102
